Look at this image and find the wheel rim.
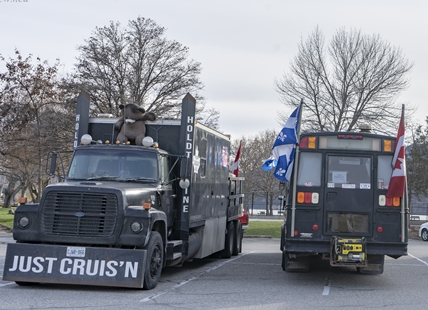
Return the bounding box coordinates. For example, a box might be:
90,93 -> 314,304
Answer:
423,230 -> 428,240
150,245 -> 162,278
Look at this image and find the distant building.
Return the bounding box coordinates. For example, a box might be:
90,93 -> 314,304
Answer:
411,194 -> 428,216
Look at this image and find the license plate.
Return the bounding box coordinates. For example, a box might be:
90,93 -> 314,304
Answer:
66,247 -> 86,257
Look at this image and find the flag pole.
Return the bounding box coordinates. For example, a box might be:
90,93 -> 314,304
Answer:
400,104 -> 406,243
290,100 -> 303,238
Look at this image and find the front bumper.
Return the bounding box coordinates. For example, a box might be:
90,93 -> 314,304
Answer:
3,243 -> 147,288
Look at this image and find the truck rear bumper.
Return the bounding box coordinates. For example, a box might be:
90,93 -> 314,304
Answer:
3,243 -> 147,288
284,238 -> 407,257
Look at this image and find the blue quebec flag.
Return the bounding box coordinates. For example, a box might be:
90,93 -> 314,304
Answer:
262,105 -> 301,182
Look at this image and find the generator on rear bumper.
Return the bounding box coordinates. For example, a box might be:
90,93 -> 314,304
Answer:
330,236 -> 367,267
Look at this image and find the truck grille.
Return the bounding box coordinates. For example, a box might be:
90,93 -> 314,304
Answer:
42,192 -> 118,236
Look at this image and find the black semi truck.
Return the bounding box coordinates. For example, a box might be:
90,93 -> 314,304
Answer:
3,92 -> 244,289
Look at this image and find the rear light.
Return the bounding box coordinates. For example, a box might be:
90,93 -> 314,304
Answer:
381,195 -> 401,207
304,192 -> 312,203
312,224 -> 319,231
308,137 -> 316,148
297,192 -> 305,203
377,226 -> 383,233
392,197 -> 400,207
300,137 -> 308,148
337,134 -> 363,140
311,192 -> 319,204
297,192 -> 319,204
383,140 -> 392,152
300,137 -> 316,149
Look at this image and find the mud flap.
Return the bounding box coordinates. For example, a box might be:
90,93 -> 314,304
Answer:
282,251 -> 310,272
357,255 -> 384,275
3,243 -> 147,288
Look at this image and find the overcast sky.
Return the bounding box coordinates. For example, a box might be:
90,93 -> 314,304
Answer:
1,0 -> 427,140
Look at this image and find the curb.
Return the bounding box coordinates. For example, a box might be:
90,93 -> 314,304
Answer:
243,235 -> 273,238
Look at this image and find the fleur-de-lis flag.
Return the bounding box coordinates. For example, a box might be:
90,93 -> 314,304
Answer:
262,105 -> 301,182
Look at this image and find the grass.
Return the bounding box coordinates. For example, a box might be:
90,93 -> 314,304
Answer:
0,207 -> 15,229
245,220 -> 283,238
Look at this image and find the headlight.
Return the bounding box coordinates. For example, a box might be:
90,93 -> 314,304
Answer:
18,216 -> 30,229
130,221 -> 143,233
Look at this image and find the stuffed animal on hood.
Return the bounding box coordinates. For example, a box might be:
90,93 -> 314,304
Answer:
115,104 -> 156,145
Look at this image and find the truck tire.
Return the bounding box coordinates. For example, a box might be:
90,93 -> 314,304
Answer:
422,229 -> 428,241
233,221 -> 242,255
143,231 -> 163,290
221,221 -> 235,258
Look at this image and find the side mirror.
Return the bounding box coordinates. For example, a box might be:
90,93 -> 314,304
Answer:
48,152 -> 57,176
46,150 -> 72,181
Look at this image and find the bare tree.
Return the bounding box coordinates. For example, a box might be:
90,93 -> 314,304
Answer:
233,130 -> 282,215
0,50 -> 74,206
200,107 -> 220,130
75,17 -> 206,119
407,118 -> 428,204
276,27 -> 413,134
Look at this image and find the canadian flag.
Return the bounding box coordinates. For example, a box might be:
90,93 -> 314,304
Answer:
386,111 -> 406,198
231,142 -> 242,177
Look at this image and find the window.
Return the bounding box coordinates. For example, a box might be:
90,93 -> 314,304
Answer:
160,156 -> 170,183
68,149 -> 158,180
297,152 -> 322,187
326,212 -> 369,233
319,136 -> 381,151
327,156 -> 371,189
377,155 -> 393,189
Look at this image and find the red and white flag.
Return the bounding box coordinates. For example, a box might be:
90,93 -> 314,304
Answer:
231,142 -> 242,177
386,110 -> 406,197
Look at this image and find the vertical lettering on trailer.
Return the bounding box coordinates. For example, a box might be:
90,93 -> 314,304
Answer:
177,94 -> 197,242
183,188 -> 189,213
73,114 -> 80,148
74,92 -> 90,149
182,116 -> 194,213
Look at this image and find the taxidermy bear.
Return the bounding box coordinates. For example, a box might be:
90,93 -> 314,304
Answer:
115,104 -> 156,145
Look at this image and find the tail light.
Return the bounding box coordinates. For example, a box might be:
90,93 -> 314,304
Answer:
379,195 -> 401,207
297,192 -> 319,204
300,137 -> 317,149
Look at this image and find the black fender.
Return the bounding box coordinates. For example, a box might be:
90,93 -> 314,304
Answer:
147,209 -> 167,255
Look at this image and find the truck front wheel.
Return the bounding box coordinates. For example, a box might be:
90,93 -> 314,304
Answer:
143,231 -> 163,290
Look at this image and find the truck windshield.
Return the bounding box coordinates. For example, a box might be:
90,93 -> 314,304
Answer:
67,149 -> 158,181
